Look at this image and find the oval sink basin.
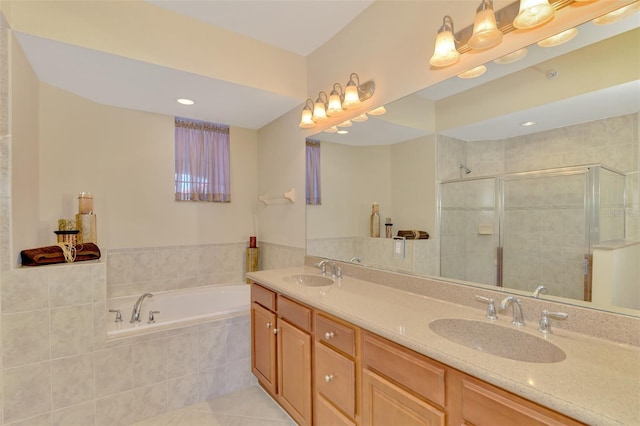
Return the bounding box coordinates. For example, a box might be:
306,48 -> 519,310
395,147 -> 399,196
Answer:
429,318 -> 566,363
282,274 -> 334,287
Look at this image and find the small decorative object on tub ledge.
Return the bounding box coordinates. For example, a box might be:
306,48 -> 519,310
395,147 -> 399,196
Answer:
397,230 -> 429,240
259,188 -> 296,205
20,243 -> 101,266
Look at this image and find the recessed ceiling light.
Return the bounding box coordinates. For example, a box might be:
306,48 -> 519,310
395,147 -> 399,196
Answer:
324,126 -> 338,133
337,130 -> 349,134
177,98 -> 195,105
368,106 -> 387,115
521,121 -> 537,127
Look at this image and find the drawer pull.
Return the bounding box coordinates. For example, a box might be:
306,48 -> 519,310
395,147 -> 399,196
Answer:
324,374 -> 334,383
324,331 -> 335,340
273,328 -> 278,335
266,322 -> 272,328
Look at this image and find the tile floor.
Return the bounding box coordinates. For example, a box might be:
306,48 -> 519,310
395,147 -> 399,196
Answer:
133,386 -> 296,426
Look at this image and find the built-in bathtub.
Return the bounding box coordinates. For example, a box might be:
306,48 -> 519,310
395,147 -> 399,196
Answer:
107,283 -> 250,339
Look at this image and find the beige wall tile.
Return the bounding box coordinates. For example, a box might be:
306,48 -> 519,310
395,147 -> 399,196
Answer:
133,339 -> 167,387
51,354 -> 94,410
49,265 -> 93,307
3,362 -> 51,423
132,382 -> 167,423
94,346 -> 133,398
2,310 -> 50,368
166,374 -> 199,412
166,332 -> 198,379
1,269 -> 49,313
52,402 -> 95,426
50,304 -> 93,358
95,391 -> 133,426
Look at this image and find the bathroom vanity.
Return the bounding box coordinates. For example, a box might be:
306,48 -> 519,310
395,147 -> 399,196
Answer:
248,266 -> 639,426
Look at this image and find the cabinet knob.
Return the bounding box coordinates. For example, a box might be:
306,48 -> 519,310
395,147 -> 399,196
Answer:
324,331 -> 335,340
266,322 -> 272,328
324,374 -> 334,383
273,328 -> 279,335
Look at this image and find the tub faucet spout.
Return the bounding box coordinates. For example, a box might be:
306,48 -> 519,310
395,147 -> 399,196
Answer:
130,293 -> 153,323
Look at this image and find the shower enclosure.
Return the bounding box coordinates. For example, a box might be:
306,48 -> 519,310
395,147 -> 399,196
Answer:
439,164 -> 626,302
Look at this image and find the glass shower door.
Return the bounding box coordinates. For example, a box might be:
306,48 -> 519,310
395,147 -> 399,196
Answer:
501,169 -> 590,301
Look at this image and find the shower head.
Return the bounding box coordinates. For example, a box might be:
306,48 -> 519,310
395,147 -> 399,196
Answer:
459,163 -> 471,174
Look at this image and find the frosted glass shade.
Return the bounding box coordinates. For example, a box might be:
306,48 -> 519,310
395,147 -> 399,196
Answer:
298,108 -> 315,129
593,2 -> 640,25
468,8 -> 503,50
312,99 -> 328,121
327,93 -> 343,116
537,28 -> 578,47
458,65 -> 487,79
430,30 -> 460,67
342,84 -> 361,109
513,0 -> 555,29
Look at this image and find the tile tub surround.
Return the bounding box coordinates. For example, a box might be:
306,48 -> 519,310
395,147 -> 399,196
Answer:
0,262 -> 254,425
248,265 -> 640,425
106,242 -> 305,298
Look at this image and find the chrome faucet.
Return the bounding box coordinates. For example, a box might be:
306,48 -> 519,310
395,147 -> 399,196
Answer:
349,257 -> 361,264
532,285 -> 549,298
316,259 -> 342,278
499,296 -> 525,326
130,293 -> 153,323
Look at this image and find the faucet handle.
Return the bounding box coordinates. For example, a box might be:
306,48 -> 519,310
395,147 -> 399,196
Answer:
335,266 -> 342,279
538,310 -> 568,334
315,261 -> 327,275
148,310 -> 160,324
475,295 -> 497,320
108,309 -> 123,322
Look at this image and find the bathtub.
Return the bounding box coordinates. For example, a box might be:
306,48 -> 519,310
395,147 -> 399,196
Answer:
107,283 -> 250,339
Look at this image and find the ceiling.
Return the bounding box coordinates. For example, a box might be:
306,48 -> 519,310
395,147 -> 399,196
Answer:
13,0 -> 374,129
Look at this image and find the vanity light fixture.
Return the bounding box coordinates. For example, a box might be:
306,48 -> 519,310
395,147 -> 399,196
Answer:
494,48 -> 528,64
299,72 -> 375,129
513,0 -> 555,29
327,83 -> 344,116
298,99 -> 316,129
537,27 -> 578,47
177,98 -> 195,105
430,16 -> 460,67
468,0 -> 503,50
458,65 -> 487,79
592,2 -> 640,25
312,92 -> 329,122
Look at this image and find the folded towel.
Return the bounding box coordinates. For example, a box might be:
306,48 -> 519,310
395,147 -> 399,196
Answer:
397,230 -> 429,240
20,243 -> 101,266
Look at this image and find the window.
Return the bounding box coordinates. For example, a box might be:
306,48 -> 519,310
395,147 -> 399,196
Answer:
306,139 -> 321,205
175,118 -> 231,202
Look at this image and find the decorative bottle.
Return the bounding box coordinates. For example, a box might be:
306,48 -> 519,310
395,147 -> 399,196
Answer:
385,217 -> 393,238
370,203 -> 381,238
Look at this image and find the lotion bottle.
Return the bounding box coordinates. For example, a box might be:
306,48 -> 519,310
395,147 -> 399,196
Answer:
370,203 -> 381,238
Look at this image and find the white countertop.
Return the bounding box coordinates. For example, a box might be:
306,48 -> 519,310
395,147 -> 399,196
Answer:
247,266 -> 640,426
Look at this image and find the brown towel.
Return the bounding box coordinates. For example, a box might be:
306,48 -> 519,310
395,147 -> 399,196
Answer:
21,243 -> 101,266
397,230 -> 429,240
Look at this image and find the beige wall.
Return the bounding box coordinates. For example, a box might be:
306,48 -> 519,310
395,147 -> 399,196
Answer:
33,83 -> 258,250
10,30 -> 39,265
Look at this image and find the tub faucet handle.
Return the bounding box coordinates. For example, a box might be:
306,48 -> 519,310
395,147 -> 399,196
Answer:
108,309 -> 122,322
148,310 -> 160,324
475,295 -> 497,320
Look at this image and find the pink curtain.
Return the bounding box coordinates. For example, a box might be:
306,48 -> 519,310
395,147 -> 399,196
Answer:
306,139 -> 321,204
175,118 -> 231,202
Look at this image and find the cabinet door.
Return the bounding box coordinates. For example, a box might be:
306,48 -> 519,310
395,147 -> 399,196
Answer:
251,302 -> 277,396
362,369 -> 445,426
277,318 -> 312,426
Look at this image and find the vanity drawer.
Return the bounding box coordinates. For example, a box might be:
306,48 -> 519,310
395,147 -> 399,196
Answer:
315,340 -> 356,417
315,312 -> 356,357
251,283 -> 276,311
362,331 -> 445,408
277,296 -> 311,332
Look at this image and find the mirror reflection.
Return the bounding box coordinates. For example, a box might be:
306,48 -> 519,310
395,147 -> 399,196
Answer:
306,15 -> 640,315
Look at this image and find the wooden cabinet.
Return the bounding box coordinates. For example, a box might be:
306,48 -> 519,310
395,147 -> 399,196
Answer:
251,284 -> 312,426
250,281 -> 584,426
362,331 -> 445,426
314,312 -> 359,425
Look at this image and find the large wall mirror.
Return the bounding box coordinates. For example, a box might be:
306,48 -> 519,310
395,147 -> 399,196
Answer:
306,10 -> 640,317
